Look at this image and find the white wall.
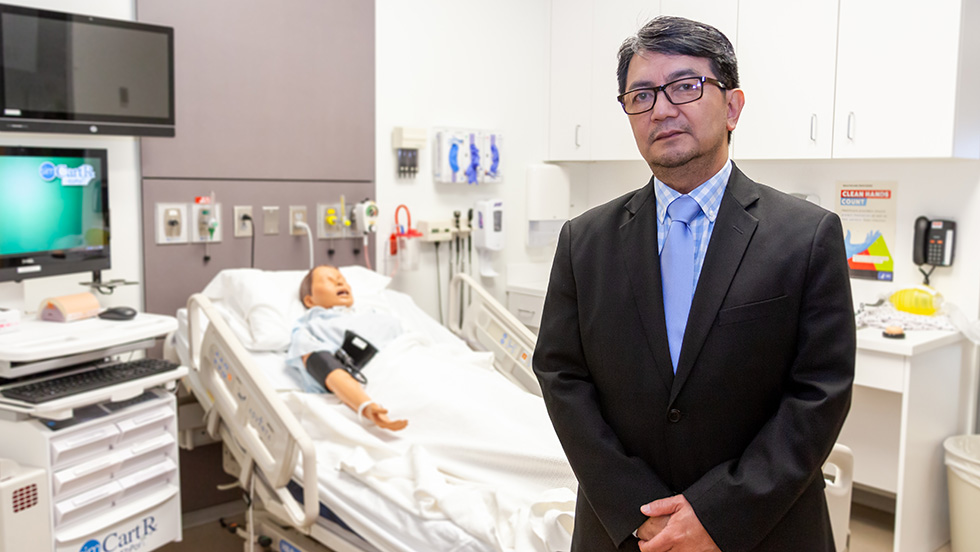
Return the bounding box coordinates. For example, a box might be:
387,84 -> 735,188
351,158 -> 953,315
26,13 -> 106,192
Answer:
375,0 -> 553,320
0,0 -> 143,314
376,1 -> 980,326
565,158 -> 980,319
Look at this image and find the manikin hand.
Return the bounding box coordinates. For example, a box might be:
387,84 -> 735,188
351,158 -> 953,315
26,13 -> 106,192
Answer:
363,403 -> 408,431
637,494 -> 720,552
322,365 -> 408,432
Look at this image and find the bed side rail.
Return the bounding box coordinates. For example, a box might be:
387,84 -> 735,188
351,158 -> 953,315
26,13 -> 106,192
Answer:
187,293 -> 319,529
448,273 -> 541,396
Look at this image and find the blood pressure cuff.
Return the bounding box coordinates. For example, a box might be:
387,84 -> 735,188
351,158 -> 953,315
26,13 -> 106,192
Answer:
305,351 -> 347,392
305,331 -> 379,391
338,330 -> 378,370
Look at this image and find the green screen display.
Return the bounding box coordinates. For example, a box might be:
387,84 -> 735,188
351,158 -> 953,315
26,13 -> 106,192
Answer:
0,155 -> 106,256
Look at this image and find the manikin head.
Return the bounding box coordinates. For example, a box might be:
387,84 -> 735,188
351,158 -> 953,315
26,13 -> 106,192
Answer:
300,265 -> 354,309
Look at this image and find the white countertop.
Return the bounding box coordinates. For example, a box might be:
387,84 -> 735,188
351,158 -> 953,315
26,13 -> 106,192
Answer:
856,326 -> 962,356
0,313 -> 177,363
506,262 -> 551,297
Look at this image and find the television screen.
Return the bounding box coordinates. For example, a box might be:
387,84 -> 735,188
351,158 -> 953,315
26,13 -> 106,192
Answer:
0,4 -> 174,136
0,146 -> 110,282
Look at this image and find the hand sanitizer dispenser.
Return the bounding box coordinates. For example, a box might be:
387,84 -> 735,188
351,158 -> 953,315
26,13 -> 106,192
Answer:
473,199 -> 504,277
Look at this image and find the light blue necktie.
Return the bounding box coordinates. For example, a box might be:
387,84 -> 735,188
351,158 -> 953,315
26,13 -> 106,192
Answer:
661,195 -> 701,373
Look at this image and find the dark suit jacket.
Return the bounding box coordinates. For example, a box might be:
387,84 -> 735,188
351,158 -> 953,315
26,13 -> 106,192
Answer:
532,165 -> 855,552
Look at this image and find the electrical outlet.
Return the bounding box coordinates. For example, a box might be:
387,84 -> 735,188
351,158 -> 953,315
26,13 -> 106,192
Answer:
233,205 -> 253,237
289,205 -> 308,235
262,206 -> 279,235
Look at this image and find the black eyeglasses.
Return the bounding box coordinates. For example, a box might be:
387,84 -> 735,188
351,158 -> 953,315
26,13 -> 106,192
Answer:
617,76 -> 727,115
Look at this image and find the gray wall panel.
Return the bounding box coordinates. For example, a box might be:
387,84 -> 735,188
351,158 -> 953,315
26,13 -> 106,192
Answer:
141,178 -> 376,318
137,0 -> 375,181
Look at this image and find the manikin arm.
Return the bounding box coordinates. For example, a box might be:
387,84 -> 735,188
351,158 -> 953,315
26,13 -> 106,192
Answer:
302,353 -> 407,431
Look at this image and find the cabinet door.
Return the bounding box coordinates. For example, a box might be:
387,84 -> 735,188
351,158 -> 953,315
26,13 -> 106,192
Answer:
549,0 -> 594,161
733,0 -> 838,159
659,0 -> 738,47
588,1 -> 659,161
833,0 -> 961,158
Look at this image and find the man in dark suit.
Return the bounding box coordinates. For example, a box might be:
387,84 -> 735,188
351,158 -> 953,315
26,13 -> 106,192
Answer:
532,16 -> 855,552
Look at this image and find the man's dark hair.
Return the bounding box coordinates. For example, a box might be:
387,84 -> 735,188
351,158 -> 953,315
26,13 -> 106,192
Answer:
616,16 -> 739,96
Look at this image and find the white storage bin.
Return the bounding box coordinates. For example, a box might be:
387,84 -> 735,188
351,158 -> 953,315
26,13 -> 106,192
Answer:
945,435 -> 980,552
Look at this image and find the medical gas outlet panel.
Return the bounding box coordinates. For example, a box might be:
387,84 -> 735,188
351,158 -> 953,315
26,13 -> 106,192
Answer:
0,389 -> 181,552
317,200 -> 379,240
155,198 -> 379,244
154,202 -> 223,244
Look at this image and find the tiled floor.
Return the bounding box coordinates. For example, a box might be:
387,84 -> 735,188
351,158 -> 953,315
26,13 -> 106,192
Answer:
160,502 -> 954,552
849,503 -> 952,552
159,514 -> 243,552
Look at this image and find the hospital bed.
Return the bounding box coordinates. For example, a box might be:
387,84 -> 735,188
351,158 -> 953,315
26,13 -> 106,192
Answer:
170,266 -> 854,552
170,267 -> 576,552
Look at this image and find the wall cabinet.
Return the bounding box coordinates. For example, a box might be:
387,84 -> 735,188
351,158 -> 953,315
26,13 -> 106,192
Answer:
658,0 -> 738,46
553,0 -> 980,161
734,0 -> 839,159
548,0 -> 658,161
548,0 -> 737,162
832,0 -> 977,158
548,0 -> 594,161
734,0 -> 980,160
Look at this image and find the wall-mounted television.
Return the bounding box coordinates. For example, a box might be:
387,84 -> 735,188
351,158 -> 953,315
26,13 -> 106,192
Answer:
0,146 -> 110,283
0,4 -> 174,137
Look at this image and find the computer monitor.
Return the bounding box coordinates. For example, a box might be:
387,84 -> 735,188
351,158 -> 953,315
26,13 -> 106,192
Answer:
0,146 -> 109,283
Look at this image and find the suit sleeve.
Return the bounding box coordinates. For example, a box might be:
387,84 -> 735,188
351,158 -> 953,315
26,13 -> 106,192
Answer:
533,221 -> 674,547
683,211 -> 856,551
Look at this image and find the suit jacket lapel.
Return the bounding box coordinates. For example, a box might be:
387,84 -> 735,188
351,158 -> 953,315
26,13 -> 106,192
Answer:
620,179 -> 674,393
670,166 -> 760,402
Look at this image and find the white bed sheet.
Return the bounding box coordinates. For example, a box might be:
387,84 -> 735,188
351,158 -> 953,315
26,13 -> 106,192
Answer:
176,271 -> 576,552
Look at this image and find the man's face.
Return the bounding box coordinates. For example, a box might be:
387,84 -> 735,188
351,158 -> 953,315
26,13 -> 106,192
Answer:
624,51 -> 741,175
304,266 -> 354,309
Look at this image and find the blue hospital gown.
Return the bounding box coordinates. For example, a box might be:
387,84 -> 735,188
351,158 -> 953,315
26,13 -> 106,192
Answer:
286,305 -> 404,392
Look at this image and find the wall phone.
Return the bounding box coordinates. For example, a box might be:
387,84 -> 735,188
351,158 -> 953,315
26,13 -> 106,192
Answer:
913,216 -> 955,267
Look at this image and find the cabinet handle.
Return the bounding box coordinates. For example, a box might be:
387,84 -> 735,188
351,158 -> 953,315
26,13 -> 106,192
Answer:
847,112 -> 856,140
132,409 -> 169,427
73,458 -> 115,477
574,124 -> 582,148
810,114 -> 817,141
62,427 -> 116,449
517,308 -> 536,319
73,487 -> 113,508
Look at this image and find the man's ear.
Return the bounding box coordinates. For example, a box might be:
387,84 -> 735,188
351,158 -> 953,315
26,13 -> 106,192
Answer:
303,295 -> 314,308
726,88 -> 745,132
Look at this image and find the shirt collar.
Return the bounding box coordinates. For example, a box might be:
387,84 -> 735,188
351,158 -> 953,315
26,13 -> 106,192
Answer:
654,158 -> 731,224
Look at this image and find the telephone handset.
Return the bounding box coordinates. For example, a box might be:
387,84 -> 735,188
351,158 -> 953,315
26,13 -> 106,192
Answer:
913,216 -> 955,267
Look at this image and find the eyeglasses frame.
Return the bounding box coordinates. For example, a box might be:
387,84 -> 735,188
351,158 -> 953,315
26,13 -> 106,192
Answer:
616,76 -> 728,115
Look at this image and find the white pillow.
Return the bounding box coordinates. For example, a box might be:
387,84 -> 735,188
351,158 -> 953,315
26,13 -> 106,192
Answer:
200,266 -> 391,351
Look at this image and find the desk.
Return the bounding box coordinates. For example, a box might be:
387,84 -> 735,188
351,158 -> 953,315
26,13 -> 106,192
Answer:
838,328 -> 967,552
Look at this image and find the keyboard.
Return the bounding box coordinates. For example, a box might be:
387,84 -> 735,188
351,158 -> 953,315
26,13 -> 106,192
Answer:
0,358 -> 180,404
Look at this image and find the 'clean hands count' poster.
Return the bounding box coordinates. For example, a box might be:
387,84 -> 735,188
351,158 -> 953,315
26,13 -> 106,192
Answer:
836,181 -> 897,282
